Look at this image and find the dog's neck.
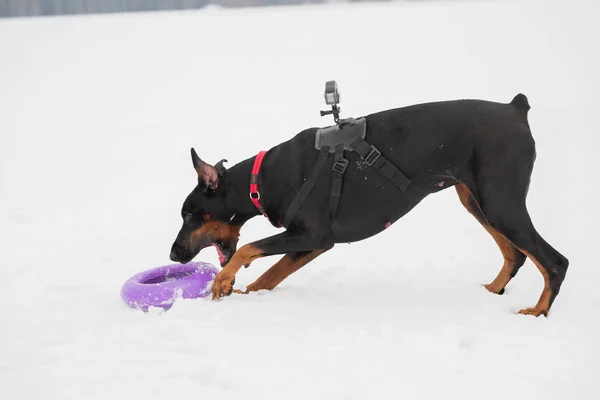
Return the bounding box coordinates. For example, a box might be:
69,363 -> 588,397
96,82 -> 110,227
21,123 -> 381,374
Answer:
223,157 -> 262,219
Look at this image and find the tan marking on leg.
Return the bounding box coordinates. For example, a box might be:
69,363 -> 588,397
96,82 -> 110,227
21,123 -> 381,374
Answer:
517,250 -> 551,317
212,243 -> 264,299
238,250 -> 326,294
455,184 -> 523,294
483,228 -> 520,294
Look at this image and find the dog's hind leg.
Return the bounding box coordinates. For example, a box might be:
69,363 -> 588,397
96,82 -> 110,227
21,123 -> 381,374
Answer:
455,183 -> 526,294
236,249 -> 329,294
472,140 -> 569,316
482,201 -> 569,316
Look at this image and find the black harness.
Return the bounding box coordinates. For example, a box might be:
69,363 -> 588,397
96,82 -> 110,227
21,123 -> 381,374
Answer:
283,118 -> 419,228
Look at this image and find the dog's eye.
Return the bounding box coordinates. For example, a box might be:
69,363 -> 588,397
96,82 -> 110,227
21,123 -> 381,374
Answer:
203,214 -> 212,220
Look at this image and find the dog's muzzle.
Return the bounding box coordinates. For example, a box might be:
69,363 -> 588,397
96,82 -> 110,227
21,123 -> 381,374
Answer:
169,242 -> 193,263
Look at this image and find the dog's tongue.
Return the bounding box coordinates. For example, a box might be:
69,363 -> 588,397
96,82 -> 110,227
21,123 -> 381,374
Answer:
214,244 -> 226,265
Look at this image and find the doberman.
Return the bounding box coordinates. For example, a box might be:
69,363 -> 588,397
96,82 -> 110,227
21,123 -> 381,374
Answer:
169,94 -> 569,317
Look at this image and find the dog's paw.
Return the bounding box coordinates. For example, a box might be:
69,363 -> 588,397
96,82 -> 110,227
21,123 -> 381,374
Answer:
517,307 -> 548,317
483,283 -> 505,295
212,273 -> 235,300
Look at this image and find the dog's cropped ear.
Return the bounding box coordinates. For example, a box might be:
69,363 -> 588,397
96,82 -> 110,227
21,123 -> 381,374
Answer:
215,159 -> 228,176
191,148 -> 219,191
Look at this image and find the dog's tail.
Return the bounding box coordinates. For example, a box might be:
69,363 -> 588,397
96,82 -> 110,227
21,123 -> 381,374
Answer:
510,93 -> 531,113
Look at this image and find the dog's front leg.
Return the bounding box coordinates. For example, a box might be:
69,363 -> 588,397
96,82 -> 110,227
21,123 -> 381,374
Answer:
211,231 -> 332,299
235,249 -> 329,294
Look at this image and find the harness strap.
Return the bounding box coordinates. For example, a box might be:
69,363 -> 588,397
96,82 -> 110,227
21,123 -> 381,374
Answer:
283,145 -> 330,227
329,143 -> 348,219
350,137 -> 412,191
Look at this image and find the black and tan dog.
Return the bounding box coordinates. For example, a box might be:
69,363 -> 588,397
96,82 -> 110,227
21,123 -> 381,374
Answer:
169,94 -> 568,316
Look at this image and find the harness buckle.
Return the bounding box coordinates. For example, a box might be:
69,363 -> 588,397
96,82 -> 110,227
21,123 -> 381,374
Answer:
332,159 -> 349,174
250,191 -> 260,201
364,145 -> 381,166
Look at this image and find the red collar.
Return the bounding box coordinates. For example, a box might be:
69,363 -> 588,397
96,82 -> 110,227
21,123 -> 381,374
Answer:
249,151 -> 270,221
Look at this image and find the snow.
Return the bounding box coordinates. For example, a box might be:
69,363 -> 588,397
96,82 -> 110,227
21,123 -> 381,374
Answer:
1,0 -> 599,398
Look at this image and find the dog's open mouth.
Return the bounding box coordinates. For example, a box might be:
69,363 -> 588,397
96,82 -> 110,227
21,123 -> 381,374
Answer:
199,241 -> 232,268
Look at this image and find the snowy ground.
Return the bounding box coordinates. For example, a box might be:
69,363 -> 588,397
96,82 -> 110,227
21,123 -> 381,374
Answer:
1,0 -> 599,398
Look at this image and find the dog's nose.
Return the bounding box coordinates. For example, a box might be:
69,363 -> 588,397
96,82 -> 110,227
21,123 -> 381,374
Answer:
169,249 -> 180,262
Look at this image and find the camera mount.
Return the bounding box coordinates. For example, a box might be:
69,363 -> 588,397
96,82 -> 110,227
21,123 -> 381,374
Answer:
320,80 -> 341,124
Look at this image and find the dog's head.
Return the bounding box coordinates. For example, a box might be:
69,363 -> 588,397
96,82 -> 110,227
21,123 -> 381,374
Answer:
169,148 -> 242,267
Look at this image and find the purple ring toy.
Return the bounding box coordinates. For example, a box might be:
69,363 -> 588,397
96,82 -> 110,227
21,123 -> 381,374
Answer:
120,261 -> 219,311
